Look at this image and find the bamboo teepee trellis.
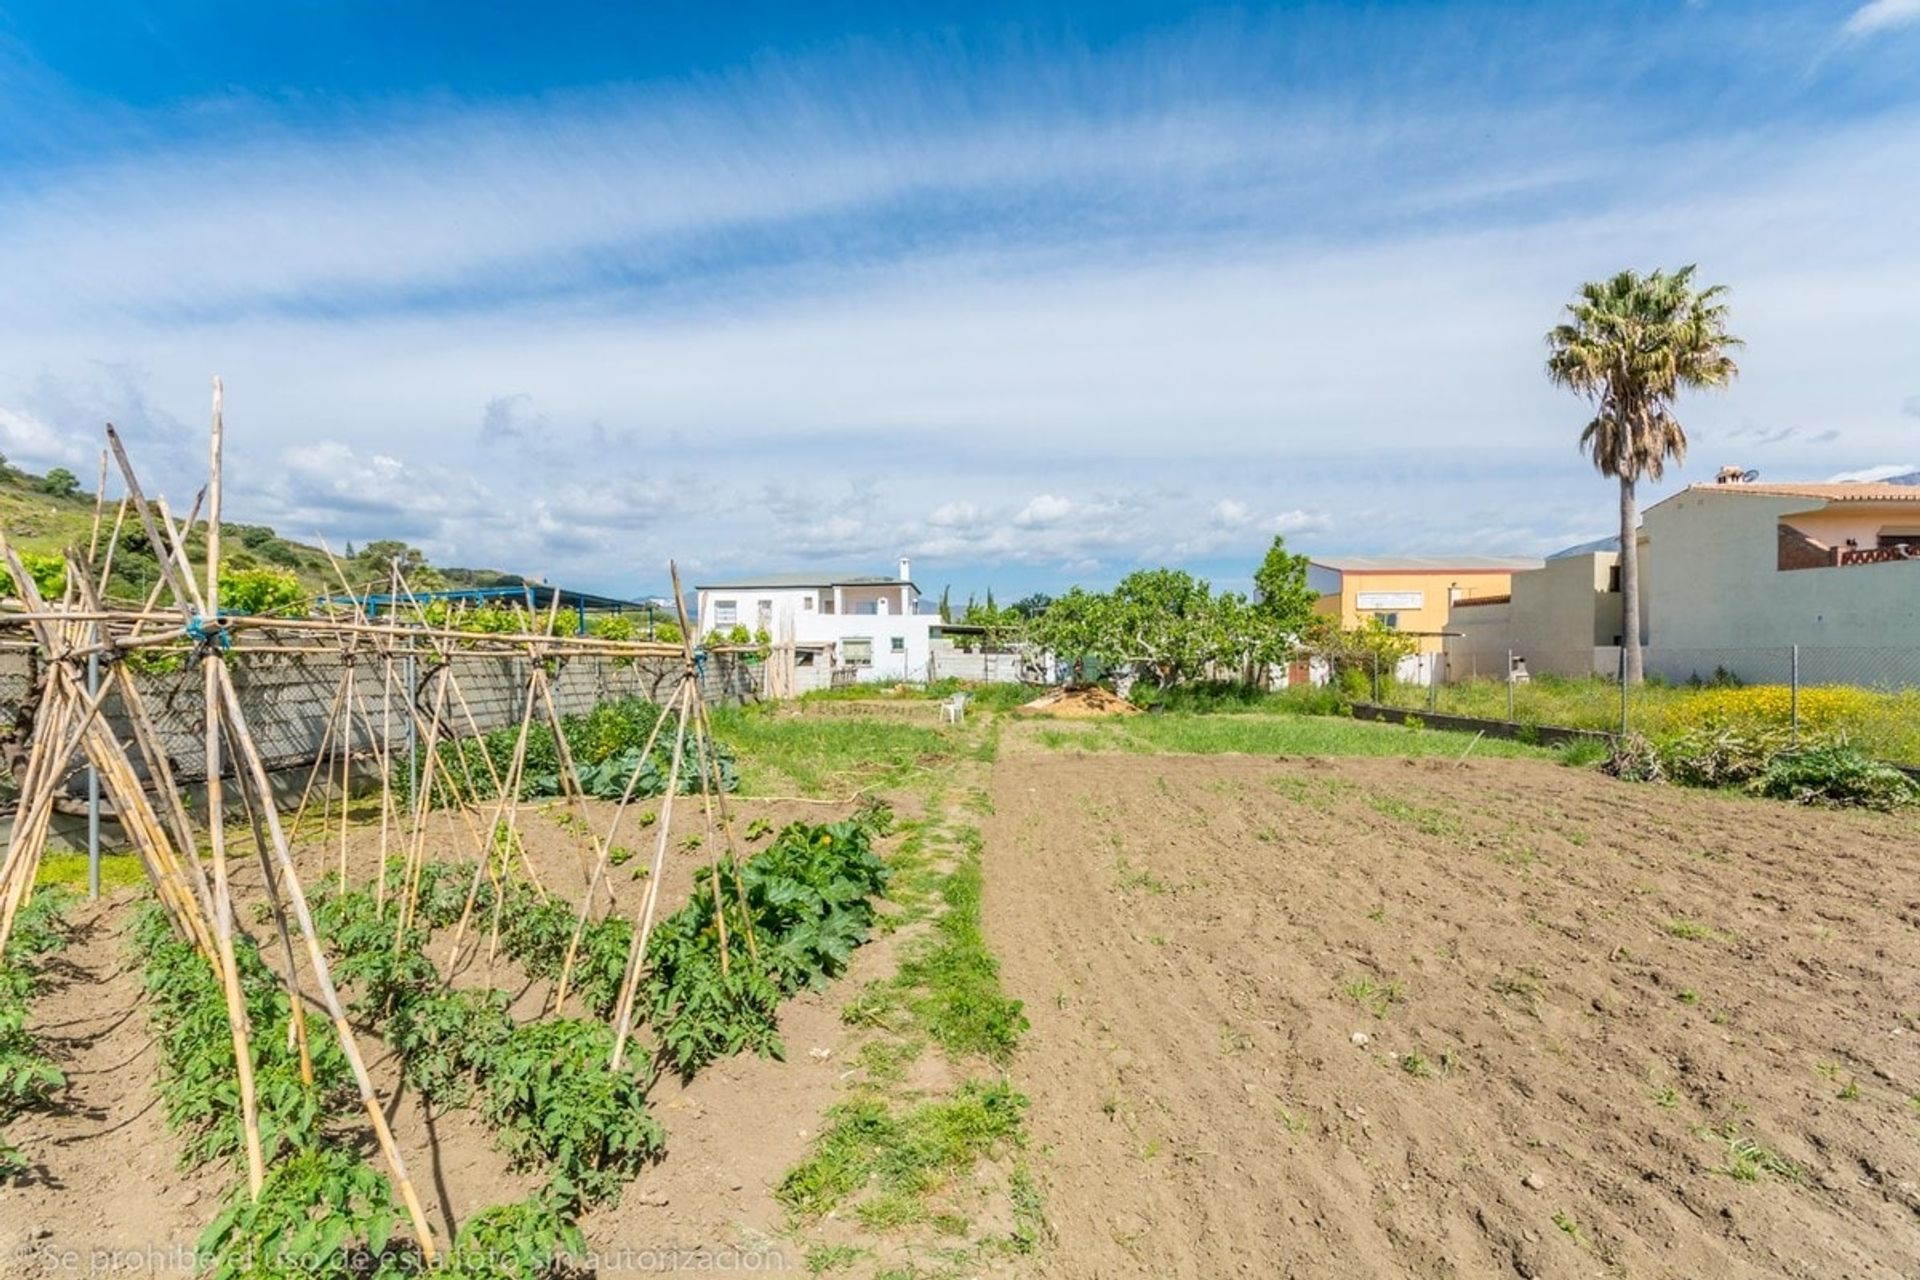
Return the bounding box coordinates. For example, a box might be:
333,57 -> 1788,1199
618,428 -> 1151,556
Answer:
0,380 -> 756,1259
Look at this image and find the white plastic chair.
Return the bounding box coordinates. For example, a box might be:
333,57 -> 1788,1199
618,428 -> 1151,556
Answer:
941,692 -> 969,725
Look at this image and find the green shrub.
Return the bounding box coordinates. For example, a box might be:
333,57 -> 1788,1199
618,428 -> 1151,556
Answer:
1555,737 -> 1610,768
219,567 -> 307,617
1657,725 -> 1786,789
1757,744 -> 1919,811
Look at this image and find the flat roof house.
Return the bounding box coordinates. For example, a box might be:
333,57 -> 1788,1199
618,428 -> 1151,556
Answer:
1444,547 -> 1624,679
694,558 -> 936,683
1309,555 -> 1545,655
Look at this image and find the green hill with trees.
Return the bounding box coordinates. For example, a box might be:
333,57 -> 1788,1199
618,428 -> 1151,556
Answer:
0,453 -> 525,606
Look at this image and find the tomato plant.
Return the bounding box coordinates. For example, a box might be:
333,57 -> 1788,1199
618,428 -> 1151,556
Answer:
480,1017 -> 664,1210
133,904 -> 352,1168
1,889 -> 72,1178
198,1147 -> 408,1280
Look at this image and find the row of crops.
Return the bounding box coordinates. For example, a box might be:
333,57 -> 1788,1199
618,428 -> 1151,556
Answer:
0,890 -> 71,1177
126,811 -> 892,1278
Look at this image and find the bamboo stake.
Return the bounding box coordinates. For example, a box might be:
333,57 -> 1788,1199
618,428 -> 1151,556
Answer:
85,450 -> 109,563
227,709 -> 315,1086
209,659 -> 437,1261
608,677 -> 695,1070
105,425 -> 193,616
667,563 -> 760,964
284,667 -> 348,846
95,496 -> 130,597
201,377 -> 268,1199
553,678 -> 686,1011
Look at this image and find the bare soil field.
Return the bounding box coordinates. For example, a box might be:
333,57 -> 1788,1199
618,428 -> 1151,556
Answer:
985,750 -> 1920,1279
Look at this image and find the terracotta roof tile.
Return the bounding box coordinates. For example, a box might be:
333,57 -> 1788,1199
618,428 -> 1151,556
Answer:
1689,482 -> 1920,503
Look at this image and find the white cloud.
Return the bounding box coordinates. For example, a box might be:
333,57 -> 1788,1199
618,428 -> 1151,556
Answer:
1843,0 -> 1920,36
0,406 -> 88,470
1011,494 -> 1075,529
927,501 -> 982,529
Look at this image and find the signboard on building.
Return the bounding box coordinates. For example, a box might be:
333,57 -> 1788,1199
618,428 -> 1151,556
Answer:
1356,590 -> 1423,611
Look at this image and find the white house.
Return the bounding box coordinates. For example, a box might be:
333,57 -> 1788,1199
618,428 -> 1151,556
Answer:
694,558 -> 937,682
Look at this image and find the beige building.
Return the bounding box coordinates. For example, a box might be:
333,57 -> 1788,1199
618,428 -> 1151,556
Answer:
1444,550 -> 1624,679
1308,555 -> 1543,656
1445,478 -> 1920,686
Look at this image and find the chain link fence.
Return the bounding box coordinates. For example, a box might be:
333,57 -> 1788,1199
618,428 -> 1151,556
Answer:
1360,644 -> 1920,765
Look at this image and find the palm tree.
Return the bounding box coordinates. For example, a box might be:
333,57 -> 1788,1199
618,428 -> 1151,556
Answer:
1546,266 -> 1741,684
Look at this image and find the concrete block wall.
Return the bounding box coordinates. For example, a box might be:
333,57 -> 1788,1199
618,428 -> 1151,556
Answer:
0,646 -> 755,796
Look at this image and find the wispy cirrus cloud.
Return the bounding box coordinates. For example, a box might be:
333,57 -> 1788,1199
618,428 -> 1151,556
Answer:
1843,0 -> 1920,36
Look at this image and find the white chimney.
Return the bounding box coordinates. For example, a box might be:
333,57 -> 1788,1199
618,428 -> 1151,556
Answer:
897,556 -> 912,582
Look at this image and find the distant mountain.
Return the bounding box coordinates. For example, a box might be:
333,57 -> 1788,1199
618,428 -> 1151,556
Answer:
1547,535 -> 1620,560
1825,465 -> 1920,485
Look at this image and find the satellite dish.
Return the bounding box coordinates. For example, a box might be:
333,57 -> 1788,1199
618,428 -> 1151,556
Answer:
1741,469 -> 1760,482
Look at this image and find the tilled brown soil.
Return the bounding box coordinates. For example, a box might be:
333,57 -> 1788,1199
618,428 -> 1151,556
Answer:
986,751 -> 1920,1279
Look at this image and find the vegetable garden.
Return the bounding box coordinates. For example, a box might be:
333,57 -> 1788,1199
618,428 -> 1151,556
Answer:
0,394 -> 924,1277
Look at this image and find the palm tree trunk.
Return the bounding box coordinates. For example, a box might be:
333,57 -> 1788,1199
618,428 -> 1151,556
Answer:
1618,473 -> 1643,685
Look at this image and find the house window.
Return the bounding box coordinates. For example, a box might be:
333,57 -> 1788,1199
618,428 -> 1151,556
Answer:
757,600 -> 772,631
843,636 -> 873,666
890,636 -> 906,653
1607,565 -> 1622,592
1379,613 -> 1399,630
711,599 -> 737,626
822,597 -> 836,615
802,595 -> 815,612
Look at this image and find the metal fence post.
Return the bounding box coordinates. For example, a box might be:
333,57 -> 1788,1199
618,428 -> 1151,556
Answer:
1506,649 -> 1515,723
1618,644 -> 1628,738
1790,644 -> 1800,749
1371,650 -> 1380,703
86,651 -> 101,900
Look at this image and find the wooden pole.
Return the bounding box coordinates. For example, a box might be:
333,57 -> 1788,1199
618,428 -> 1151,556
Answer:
608,672 -> 694,1070
201,377 -> 268,1200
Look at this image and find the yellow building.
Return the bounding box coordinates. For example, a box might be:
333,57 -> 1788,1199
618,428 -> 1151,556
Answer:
1308,555 -> 1544,654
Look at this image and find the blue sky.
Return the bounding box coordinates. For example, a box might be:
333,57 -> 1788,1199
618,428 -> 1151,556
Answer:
2,2 -> 1917,601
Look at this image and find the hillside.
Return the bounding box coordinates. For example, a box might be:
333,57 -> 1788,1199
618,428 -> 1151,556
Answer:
0,459 -> 524,604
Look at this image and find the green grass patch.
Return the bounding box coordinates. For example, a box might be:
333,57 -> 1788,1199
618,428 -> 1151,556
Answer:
1343,975 -> 1405,1018
777,1079 -> 1028,1223
1366,795 -> 1464,837
1376,672 -> 1920,767
35,851 -> 148,891
709,705 -> 965,796
1661,918 -> 1731,943
1032,711 -> 1550,760
847,828 -> 1027,1063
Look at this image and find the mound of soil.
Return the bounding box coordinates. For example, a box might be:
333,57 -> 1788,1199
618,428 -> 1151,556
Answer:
986,752 -> 1920,1279
1018,686 -> 1141,718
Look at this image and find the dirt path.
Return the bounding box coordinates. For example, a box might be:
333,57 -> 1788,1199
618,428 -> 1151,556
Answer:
985,751 -> 1920,1279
